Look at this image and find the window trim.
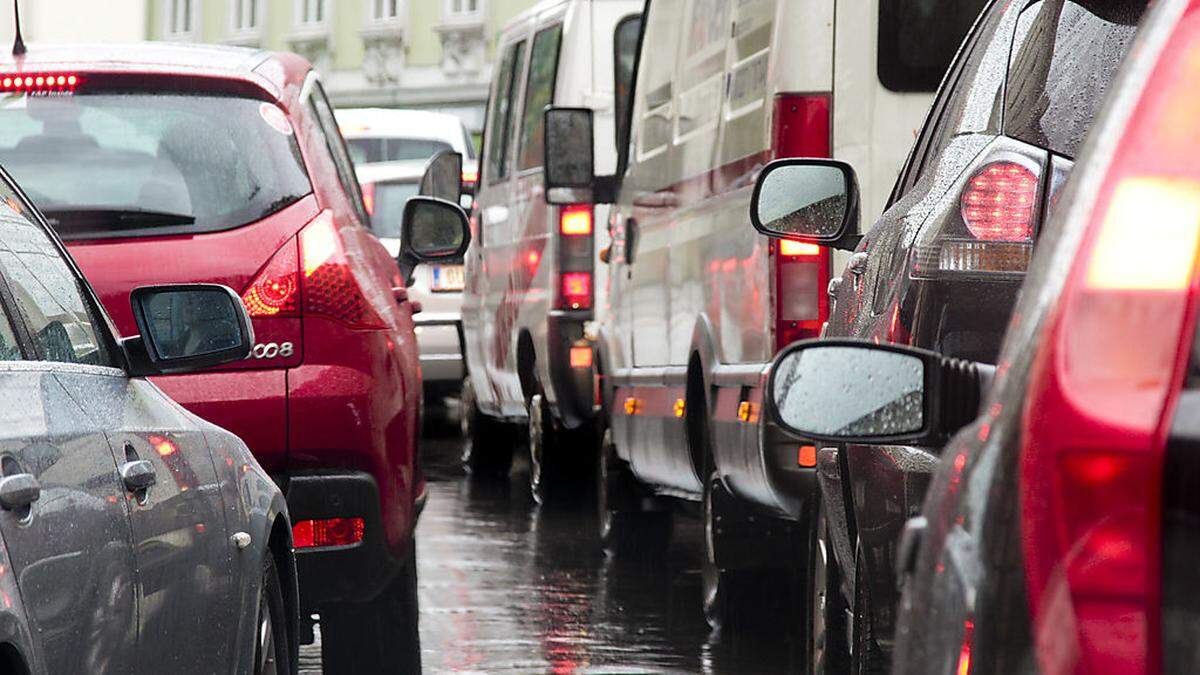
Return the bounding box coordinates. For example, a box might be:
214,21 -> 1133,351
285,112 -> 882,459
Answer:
294,0 -> 328,27
443,0 -> 483,21
164,0 -> 198,40
230,0 -> 262,36
367,0 -> 403,25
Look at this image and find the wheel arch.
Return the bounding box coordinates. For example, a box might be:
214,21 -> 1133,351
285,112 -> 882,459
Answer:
0,643 -> 29,675
685,316 -> 719,483
516,329 -> 538,404
267,514 -> 301,672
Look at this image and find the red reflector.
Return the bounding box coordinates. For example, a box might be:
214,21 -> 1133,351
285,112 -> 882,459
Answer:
569,345 -> 593,369
292,518 -> 365,549
361,182 -> 376,216
299,211 -> 386,328
243,238 -> 300,317
560,204 -> 593,236
798,445 -> 817,468
960,162 -> 1038,241
772,93 -> 832,159
560,272 -> 592,310
0,72 -> 82,94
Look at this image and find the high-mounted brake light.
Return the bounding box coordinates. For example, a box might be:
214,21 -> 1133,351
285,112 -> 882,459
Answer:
961,161 -> 1038,241
242,239 -> 300,317
299,211 -> 386,328
560,204 -> 593,236
292,518 -> 365,549
0,72 -> 81,94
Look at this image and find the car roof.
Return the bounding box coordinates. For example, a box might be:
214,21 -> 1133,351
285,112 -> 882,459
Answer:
0,43 -> 311,102
335,108 -> 467,146
355,160 -> 429,184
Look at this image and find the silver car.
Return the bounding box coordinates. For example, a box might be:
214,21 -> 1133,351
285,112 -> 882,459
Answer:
0,168 -> 297,674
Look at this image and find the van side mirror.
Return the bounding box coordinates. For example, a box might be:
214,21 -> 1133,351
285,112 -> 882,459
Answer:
125,284 -> 253,376
398,196 -> 471,285
766,339 -> 992,446
544,107 -> 596,205
751,158 -> 863,252
420,150 -> 464,204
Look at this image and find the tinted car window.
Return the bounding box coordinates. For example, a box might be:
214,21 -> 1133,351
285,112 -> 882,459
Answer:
0,186 -> 111,366
308,82 -> 370,225
1004,0 -> 1146,158
369,181 -> 420,239
879,0 -> 991,92
518,24 -> 564,170
347,137 -> 455,164
0,93 -> 312,240
0,294 -> 22,361
486,40 -> 526,183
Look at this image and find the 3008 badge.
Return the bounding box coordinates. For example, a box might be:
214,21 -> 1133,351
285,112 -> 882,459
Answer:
252,342 -> 294,359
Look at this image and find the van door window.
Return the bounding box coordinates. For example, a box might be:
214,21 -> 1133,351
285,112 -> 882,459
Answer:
485,40 -> 526,183
518,24 -> 564,171
1004,0 -> 1146,159
613,14 -> 641,165
878,0 -> 991,92
635,0 -> 683,167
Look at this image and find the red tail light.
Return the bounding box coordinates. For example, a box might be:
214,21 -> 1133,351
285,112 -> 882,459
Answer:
559,272 -> 592,310
0,72 -> 81,93
292,517 -> 365,549
299,210 -> 386,328
560,204 -> 593,236
242,238 -> 300,318
361,182 -> 376,216
771,93 -> 833,349
961,161 -> 1038,241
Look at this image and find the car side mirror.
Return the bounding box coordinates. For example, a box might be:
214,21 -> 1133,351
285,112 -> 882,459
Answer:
420,150 -> 464,204
544,107 -> 596,205
398,196 -> 471,285
765,339 -> 991,446
124,284 -> 253,376
751,158 -> 863,252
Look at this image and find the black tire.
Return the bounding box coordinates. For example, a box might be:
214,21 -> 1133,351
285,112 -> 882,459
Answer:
255,551 -> 294,675
597,427 -> 672,554
320,544 -> 422,674
527,391 -> 556,504
461,376 -> 514,478
809,502 -> 850,674
701,468 -> 758,631
852,549 -> 887,674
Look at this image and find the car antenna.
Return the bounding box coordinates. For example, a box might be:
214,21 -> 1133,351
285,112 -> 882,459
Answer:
11,0 -> 24,57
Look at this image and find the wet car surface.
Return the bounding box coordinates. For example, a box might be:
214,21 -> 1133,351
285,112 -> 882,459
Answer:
302,430 -> 803,674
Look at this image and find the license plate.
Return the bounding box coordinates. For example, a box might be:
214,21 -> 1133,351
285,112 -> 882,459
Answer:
431,265 -> 465,292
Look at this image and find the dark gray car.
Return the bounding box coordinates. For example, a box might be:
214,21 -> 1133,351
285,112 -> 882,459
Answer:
0,167 -> 297,674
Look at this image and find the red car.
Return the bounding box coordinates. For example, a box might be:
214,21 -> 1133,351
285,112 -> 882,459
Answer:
0,44 -> 458,672
764,0 -> 1200,671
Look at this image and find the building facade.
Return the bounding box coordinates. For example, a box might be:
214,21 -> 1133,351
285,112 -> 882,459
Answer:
0,0 -> 148,45
145,0 -> 541,140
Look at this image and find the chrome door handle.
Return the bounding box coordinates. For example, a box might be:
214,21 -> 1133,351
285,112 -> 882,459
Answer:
848,252 -> 869,276
0,473 -> 39,510
120,460 -> 157,493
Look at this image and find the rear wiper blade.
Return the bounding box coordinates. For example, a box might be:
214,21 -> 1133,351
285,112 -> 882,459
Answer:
42,208 -> 196,227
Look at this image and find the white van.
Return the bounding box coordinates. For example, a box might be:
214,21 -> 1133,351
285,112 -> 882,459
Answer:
459,0 -> 642,493
540,0 -> 988,627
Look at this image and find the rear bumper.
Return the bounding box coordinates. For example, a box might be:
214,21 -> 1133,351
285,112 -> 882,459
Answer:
546,311 -> 594,430
284,471 -> 404,609
416,320 -> 464,383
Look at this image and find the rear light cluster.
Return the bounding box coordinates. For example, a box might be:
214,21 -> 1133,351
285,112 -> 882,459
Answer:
361,182 -> 376,216
241,210 -> 385,328
556,204 -> 594,311
770,93 -> 833,348
292,517 -> 365,549
913,160 -> 1041,279
0,72 -> 81,94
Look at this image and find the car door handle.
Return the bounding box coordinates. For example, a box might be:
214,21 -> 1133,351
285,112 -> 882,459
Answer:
393,287 -> 409,302
848,252 -> 870,276
0,473 -> 39,510
120,460 -> 157,493
896,515 -> 928,581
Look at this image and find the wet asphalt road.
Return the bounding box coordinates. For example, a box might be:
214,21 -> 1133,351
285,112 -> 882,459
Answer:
302,426 -> 804,674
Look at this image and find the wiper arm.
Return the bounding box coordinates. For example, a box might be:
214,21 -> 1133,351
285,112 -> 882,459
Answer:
43,207 -> 196,227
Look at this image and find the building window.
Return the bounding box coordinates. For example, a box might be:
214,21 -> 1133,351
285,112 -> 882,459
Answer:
232,0 -> 260,32
296,0 -> 327,25
445,0 -> 481,18
370,0 -> 401,22
167,0 -> 195,36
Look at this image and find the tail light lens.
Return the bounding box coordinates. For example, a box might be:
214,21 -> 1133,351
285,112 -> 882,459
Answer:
242,238 -> 300,317
292,517 -> 365,549
300,210 -> 386,328
960,162 -> 1038,241
560,272 -> 593,310
770,93 -> 832,349
560,204 -> 593,236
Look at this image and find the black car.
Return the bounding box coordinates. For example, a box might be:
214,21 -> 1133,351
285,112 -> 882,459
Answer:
749,0 -> 1147,670
0,164 -> 298,674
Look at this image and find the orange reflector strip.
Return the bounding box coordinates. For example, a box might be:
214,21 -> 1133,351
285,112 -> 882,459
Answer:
569,345 -> 593,369
673,398 -> 686,418
1086,177 -> 1200,291
798,445 -> 817,468
737,402 -> 757,423
624,397 -> 641,416
780,240 -> 822,257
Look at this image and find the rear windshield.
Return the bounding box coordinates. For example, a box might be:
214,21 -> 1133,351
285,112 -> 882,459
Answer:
1004,0 -> 1146,158
370,180 -> 419,239
878,0 -> 991,92
348,137 -> 456,165
0,92 -> 312,240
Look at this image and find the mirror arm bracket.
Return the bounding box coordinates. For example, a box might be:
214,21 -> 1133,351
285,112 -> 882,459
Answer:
935,356 -> 989,438
120,336 -> 161,378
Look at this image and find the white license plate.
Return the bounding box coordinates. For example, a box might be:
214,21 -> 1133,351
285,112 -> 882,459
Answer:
431,265 -> 465,292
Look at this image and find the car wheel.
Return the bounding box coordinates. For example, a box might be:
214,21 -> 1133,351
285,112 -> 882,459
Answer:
852,548 -> 887,674
320,542 -> 421,674
597,427 -> 672,554
254,552 -> 292,675
527,392 -> 553,504
809,501 -> 850,674
701,468 -> 757,631
461,376 -> 514,478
